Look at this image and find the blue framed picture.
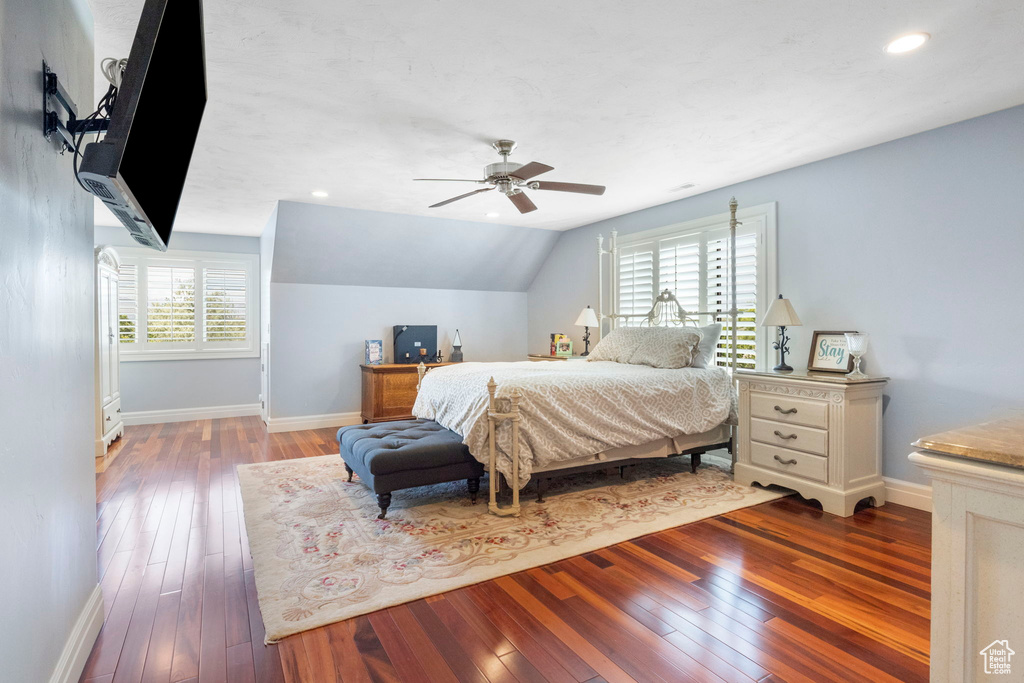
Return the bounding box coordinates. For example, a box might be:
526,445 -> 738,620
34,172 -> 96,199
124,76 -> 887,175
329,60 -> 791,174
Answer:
365,339 -> 384,365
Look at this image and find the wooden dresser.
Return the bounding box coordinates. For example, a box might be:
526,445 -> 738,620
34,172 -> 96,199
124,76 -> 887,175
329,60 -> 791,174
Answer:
734,370 -> 888,516
360,363 -> 454,423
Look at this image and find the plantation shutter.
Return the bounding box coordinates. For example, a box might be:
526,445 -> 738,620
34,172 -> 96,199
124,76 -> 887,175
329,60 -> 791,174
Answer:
146,266 -> 196,343
617,243 -> 655,326
707,230 -> 758,369
203,267 -> 248,342
117,264 -> 138,344
657,235 -> 701,316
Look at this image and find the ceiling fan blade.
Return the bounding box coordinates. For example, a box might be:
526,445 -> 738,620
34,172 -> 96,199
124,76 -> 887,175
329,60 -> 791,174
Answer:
429,187 -> 493,208
507,190 -> 538,214
531,181 -> 606,196
414,178 -> 487,183
509,162 -> 553,181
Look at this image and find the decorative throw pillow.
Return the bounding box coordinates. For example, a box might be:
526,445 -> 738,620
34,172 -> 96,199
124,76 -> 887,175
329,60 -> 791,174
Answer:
690,323 -> 723,368
627,327 -> 703,369
586,327 -> 646,363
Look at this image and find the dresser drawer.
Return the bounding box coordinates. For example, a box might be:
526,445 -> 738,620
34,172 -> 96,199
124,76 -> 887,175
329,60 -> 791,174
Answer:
102,398 -> 121,432
749,417 -> 827,456
750,442 -> 827,483
749,392 -> 828,429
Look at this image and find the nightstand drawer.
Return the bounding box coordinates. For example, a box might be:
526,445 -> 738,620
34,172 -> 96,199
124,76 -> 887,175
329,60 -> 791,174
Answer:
750,417 -> 827,456
749,392 -> 828,429
750,442 -> 827,483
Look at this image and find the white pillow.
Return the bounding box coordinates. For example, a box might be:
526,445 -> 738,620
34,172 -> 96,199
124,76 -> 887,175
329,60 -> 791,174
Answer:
690,323 -> 723,368
627,327 -> 703,369
586,327 -> 646,363
587,327 -> 703,369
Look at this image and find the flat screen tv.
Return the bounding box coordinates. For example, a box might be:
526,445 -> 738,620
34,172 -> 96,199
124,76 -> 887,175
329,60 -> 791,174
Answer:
393,325 -> 438,364
80,0 -> 207,251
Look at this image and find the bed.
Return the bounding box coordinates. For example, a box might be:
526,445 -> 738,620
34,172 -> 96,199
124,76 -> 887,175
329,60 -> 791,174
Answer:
413,360 -> 736,489
414,197 -> 743,516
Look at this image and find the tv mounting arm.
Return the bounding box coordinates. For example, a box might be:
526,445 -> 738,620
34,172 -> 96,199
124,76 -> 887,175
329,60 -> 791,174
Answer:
42,61 -> 111,154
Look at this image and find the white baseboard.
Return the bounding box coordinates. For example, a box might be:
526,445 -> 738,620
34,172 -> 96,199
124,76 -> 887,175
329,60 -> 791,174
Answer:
122,403 -> 261,426
49,584 -> 103,683
266,411 -> 362,433
884,476 -> 932,511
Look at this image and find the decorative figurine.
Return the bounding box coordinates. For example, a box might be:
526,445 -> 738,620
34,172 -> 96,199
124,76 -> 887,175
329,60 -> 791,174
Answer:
450,329 -> 464,362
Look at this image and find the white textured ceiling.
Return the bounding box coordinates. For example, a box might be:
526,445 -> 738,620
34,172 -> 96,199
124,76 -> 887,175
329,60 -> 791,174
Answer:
90,0 -> 1024,236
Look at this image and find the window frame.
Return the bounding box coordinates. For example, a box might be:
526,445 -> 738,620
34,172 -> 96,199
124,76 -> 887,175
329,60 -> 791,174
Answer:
116,247 -> 260,362
614,202 -> 778,371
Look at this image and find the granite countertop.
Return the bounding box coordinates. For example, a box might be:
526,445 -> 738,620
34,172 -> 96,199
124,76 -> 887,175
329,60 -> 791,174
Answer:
913,415 -> 1024,470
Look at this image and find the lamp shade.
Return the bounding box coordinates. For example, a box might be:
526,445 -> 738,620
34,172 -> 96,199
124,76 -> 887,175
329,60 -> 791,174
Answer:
452,329 -> 462,346
760,295 -> 802,327
575,306 -> 600,328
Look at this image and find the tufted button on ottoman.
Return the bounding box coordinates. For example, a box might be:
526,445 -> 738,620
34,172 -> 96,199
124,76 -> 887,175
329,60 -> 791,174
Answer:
337,419 -> 484,519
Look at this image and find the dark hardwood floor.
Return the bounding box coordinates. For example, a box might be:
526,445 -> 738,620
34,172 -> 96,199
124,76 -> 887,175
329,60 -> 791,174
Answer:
81,417 -> 931,683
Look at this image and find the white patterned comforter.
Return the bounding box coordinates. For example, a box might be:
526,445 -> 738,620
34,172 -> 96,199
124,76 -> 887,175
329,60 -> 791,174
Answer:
412,361 -> 736,488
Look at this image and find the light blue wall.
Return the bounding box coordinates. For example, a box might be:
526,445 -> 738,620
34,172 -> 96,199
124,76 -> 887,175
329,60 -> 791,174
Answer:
265,202 -> 549,420
272,201 -> 560,290
0,0 -> 99,679
270,284 -> 527,418
94,225 -> 262,413
528,105 -> 1024,485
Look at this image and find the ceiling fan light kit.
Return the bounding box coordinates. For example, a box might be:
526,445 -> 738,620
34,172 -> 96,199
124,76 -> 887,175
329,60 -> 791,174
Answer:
415,139 -> 606,214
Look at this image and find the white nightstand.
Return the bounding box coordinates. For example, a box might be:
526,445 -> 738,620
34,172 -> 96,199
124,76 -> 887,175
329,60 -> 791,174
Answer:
734,370 -> 889,517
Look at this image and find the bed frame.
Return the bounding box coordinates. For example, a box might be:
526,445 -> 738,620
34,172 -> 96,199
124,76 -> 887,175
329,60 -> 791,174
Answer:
421,198 -> 742,517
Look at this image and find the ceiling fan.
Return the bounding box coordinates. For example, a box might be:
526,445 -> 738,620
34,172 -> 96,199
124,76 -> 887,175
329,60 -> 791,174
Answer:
414,140 -> 606,214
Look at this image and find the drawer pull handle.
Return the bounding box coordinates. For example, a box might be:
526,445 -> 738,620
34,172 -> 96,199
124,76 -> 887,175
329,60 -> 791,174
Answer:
106,416 -> 111,421
773,430 -> 797,440
773,454 -> 798,465
773,405 -> 798,415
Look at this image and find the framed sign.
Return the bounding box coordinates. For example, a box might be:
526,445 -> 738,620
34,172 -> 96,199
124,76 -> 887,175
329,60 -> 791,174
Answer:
807,330 -> 856,373
364,339 -> 383,365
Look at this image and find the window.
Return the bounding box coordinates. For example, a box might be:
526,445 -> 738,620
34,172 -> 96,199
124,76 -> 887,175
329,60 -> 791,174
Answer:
615,203 -> 777,370
116,248 -> 259,361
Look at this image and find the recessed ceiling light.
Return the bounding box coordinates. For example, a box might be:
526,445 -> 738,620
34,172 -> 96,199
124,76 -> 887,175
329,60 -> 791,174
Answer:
485,212 -> 500,218
311,190 -> 328,198
885,32 -> 929,54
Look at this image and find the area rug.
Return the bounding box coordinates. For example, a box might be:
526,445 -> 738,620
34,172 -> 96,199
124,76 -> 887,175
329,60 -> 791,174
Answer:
237,453 -> 784,642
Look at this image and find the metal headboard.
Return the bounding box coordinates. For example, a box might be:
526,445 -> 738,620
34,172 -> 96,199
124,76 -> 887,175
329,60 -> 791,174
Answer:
595,197 -> 741,374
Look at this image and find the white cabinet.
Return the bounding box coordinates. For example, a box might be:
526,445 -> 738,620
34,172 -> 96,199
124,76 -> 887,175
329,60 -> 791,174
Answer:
911,417 -> 1024,682
734,370 -> 888,516
96,246 -> 124,465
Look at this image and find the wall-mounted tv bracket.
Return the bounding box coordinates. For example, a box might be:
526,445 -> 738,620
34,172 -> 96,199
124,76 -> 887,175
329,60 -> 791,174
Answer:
42,61 -> 110,154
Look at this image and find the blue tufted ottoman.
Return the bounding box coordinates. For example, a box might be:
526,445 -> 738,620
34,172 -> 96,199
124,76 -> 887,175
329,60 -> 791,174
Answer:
336,419 -> 485,519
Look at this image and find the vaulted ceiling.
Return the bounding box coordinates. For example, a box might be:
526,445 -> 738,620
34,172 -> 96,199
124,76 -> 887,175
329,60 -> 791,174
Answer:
91,0 -> 1024,236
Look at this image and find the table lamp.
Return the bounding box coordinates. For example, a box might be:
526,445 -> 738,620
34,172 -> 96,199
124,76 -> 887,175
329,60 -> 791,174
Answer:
760,295 -> 802,372
574,306 -> 599,356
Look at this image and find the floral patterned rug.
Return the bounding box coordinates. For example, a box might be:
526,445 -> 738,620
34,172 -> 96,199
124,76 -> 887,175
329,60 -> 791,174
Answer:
237,453 -> 785,642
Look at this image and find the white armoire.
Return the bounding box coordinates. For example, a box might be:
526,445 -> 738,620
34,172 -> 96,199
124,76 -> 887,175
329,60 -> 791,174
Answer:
96,246 -> 124,467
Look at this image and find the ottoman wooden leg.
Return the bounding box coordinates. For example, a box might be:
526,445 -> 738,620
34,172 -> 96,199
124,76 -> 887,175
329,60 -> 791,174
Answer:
467,477 -> 480,503
344,464 -> 354,482
377,493 -> 391,520
536,477 -> 548,503
691,453 -> 702,474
